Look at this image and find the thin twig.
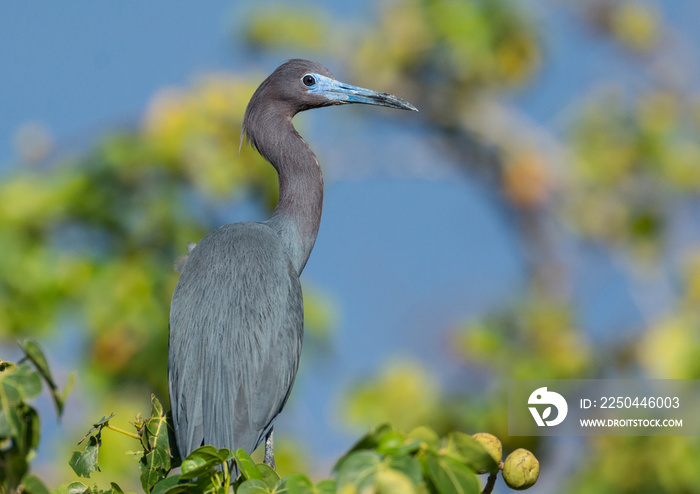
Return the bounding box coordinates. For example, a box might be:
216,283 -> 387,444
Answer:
482,460 -> 504,494
481,471 -> 498,494
106,423 -> 140,440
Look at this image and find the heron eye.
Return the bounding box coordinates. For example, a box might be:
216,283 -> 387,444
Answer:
302,75 -> 316,87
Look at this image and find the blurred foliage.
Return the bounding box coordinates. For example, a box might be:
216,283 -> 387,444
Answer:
350,0 -> 540,94
452,298 -> 592,379
565,89 -> 700,259
1,340 -> 71,494
342,360 -> 440,433
580,0 -> 662,55
340,358 -> 536,460
244,7 -> 329,55
609,2 -> 660,53
569,435 -> 700,494
2,0 -> 700,492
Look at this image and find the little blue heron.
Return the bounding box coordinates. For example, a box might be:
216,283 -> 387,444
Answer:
168,59 -> 417,469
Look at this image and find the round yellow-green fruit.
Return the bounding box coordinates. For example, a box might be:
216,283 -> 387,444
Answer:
502,448 -> 539,490
471,433 -> 502,474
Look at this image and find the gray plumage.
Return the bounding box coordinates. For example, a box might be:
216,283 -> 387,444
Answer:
170,223 -> 301,455
168,59 -> 416,466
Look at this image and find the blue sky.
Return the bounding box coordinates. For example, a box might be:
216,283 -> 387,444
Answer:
2,0 -> 699,486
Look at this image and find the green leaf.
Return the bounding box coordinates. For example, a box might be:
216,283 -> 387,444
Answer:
256,463 -> 281,489
139,395 -> 178,491
2,406 -> 23,442
50,482 -> 134,494
69,435 -> 101,478
335,449 -> 422,493
444,432 -> 496,475
17,339 -> 70,416
314,480 -> 337,494
0,407 -> 11,436
165,410 -> 182,468
2,402 -> 40,457
93,414 -> 115,428
284,473 -> 314,494
332,424 -> 392,473
335,450 -> 382,490
190,472 -> 225,494
105,482 -> 128,494
157,485 -> 198,494
237,479 -> 272,494
234,448 -> 262,480
18,340 -> 54,387
376,430 -> 407,455
351,423 -> 394,450
140,450 -> 167,492
55,371 -> 75,419
149,476 -> 182,494
154,480 -> 199,494
19,404 -> 41,455
406,426 -> 440,449
179,446 -> 232,479
77,414 -> 115,445
0,363 -> 42,408
51,481 -> 90,494
151,395 -> 164,417
3,452 -> 29,492
386,455 -> 423,486
374,468 -> 416,494
376,430 -> 422,458
69,414 -> 117,482
423,453 -> 480,494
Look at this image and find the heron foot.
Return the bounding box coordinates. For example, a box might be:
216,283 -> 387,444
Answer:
264,429 -> 276,470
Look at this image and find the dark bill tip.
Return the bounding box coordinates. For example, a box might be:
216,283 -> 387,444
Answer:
310,75 -> 418,112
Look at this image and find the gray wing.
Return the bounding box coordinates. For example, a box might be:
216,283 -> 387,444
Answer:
168,222 -> 303,459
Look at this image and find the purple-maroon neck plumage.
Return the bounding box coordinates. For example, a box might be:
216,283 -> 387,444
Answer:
241,60 -> 333,274
241,59 -> 417,273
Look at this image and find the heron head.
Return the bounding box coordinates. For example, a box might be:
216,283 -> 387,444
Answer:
249,59 -> 418,115
242,59 -> 417,154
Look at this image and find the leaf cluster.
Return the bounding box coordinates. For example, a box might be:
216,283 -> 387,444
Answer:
68,414 -> 116,480
146,422 -> 516,494
65,395 -> 180,494
64,409 -> 539,494
332,424 -> 497,494
0,339 -> 72,494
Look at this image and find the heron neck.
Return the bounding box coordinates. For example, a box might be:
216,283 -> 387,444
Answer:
262,117 -> 324,275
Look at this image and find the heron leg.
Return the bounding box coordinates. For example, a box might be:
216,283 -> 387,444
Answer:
264,428 -> 276,470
